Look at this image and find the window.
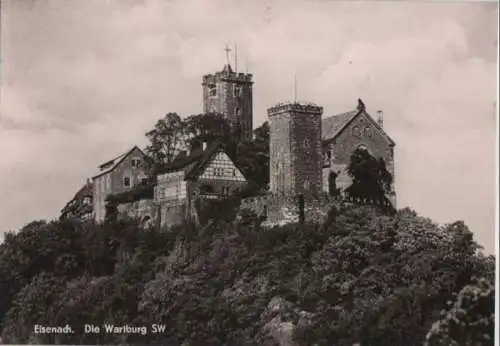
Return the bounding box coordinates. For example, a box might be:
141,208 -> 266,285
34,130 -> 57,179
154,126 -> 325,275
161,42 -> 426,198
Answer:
222,186 -> 230,196
363,126 -> 372,137
304,138 -> 310,149
232,168 -> 236,177
357,145 -> 370,154
323,151 -> 331,167
234,86 -> 241,97
131,158 -> 141,168
208,85 -> 216,97
303,178 -> 310,191
165,186 -> 177,199
83,197 -> 91,205
123,177 -> 131,187
352,125 -> 361,137
214,167 -> 225,177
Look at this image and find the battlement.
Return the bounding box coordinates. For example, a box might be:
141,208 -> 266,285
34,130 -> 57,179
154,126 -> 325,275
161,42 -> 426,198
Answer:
267,102 -> 323,117
202,71 -> 253,85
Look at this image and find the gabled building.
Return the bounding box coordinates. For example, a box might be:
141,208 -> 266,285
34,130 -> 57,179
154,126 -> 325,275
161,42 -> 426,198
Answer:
321,100 -> 396,206
153,139 -> 248,227
92,146 -> 153,222
60,180 -> 93,221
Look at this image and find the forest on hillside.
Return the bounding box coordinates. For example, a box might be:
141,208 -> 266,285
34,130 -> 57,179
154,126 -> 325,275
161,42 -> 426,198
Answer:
0,203 -> 495,345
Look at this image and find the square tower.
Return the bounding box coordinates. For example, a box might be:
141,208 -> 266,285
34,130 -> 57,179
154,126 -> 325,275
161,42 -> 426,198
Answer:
268,102 -> 323,197
202,64 -> 254,142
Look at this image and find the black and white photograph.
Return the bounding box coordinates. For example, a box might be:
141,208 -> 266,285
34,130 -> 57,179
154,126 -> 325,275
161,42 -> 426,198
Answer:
0,0 -> 498,345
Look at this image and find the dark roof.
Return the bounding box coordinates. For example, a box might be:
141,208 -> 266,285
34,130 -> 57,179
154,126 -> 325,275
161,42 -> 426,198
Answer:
321,110 -> 358,141
321,109 -> 395,146
154,139 -> 228,180
92,145 -> 153,179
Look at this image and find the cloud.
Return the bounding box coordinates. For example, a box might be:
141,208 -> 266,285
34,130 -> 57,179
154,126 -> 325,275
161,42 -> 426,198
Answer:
0,0 -> 497,252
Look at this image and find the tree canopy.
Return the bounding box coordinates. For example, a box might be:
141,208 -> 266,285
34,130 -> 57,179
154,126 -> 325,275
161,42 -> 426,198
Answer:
346,148 -> 393,205
145,112 -> 270,189
0,203 -> 494,345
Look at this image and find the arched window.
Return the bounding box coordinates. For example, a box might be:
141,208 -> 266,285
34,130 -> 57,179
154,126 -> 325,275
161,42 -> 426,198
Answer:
328,171 -> 338,196
303,177 -> 310,191
357,144 -> 371,154
352,125 -> 361,137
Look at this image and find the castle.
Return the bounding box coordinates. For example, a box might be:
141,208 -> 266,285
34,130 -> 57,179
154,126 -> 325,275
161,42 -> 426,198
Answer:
60,56 -> 396,226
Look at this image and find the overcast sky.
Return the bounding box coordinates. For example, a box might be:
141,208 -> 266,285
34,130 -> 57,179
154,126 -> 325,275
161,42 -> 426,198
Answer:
0,0 -> 497,253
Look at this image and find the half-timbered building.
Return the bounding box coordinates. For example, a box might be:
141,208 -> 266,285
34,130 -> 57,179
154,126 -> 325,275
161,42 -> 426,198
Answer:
154,139 -> 248,227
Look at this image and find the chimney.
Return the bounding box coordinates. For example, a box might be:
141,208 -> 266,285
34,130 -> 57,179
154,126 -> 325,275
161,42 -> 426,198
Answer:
377,110 -> 384,128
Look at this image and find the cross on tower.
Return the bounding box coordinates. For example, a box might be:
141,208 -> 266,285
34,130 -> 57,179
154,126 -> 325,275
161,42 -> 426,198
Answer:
224,44 -> 232,65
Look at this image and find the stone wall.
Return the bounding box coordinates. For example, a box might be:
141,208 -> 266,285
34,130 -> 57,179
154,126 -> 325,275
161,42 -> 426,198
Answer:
117,198 -> 156,226
116,197 -> 188,229
158,202 -> 187,228
240,193 -> 342,226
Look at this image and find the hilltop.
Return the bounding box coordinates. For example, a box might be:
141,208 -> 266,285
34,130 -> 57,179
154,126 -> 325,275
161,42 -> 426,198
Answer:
0,202 -> 494,345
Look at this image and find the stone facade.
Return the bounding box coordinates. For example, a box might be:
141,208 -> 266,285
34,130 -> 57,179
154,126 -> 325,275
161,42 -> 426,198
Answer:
240,193 -> 345,226
322,110 -> 396,206
70,62 -> 397,228
92,147 -> 150,222
116,199 -> 157,227
202,64 -> 253,142
114,142 -> 249,228
268,102 -> 323,198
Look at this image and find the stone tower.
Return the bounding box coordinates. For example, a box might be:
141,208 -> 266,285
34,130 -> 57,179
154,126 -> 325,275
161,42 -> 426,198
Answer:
202,64 -> 254,142
268,102 -> 323,197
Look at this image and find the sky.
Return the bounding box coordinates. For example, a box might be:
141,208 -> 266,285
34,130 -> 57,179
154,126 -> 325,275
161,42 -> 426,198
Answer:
0,0 -> 498,253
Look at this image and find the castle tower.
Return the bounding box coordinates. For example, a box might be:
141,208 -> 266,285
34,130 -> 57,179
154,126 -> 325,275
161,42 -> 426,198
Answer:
268,102 -> 323,197
202,64 -> 254,142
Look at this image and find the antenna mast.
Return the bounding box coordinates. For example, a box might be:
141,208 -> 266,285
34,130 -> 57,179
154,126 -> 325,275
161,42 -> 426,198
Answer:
294,73 -> 297,103
234,44 -> 238,73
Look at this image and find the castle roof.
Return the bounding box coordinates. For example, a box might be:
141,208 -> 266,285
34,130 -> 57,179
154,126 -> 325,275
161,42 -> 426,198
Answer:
154,139 -> 227,180
321,110 -> 358,141
321,108 -> 395,146
92,145 -> 152,179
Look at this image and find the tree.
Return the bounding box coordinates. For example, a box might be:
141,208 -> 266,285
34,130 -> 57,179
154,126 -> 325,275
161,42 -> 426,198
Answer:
145,112 -> 185,164
183,113 -> 233,150
232,122 -> 270,189
346,148 -> 392,204
424,277 -> 495,346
